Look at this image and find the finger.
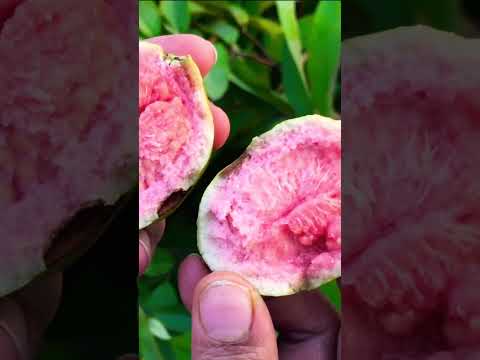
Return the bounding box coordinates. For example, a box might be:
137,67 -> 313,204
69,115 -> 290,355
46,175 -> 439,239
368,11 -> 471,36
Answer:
178,254 -> 210,312
265,291 -> 340,359
147,34 -> 217,76
139,220 -> 165,275
210,102 -> 230,150
190,272 -> 278,360
0,273 -> 62,360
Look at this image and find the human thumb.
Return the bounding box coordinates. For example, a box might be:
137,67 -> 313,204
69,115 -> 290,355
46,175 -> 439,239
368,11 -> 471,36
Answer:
191,272 -> 278,360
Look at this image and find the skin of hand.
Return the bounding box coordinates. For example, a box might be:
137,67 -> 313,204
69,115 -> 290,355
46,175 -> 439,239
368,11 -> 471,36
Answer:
178,255 -> 340,360
138,34 -> 231,275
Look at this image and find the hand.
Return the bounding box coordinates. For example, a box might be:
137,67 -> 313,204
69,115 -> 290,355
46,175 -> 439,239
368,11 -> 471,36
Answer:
138,34 -> 231,275
0,274 -> 62,360
178,255 -> 340,360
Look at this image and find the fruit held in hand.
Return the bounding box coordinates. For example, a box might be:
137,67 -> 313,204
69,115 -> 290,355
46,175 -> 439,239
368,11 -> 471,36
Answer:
139,41 -> 214,229
198,115 -> 341,296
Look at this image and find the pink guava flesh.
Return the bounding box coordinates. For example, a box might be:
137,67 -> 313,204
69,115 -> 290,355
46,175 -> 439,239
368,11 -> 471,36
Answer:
198,116 -> 341,296
139,43 -> 212,229
0,0 -> 135,296
342,26 -> 480,357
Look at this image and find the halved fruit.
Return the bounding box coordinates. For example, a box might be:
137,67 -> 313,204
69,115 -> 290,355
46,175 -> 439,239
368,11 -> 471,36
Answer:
198,115 -> 341,296
139,42 -> 214,229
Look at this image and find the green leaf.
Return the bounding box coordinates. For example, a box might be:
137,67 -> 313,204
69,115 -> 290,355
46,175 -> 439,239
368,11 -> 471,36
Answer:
250,17 -> 284,62
307,0 -> 341,116
299,15 -> 313,46
231,57 -> 270,90
244,0 -> 275,15
171,332 -> 192,360
200,1 -> 249,26
276,0 -> 309,91
144,248 -> 175,277
144,282 -> 178,312
208,20 -> 239,45
281,45 -> 313,116
148,318 -> 171,341
318,279 -> 341,311
229,73 -> 292,115
139,307 -> 164,360
160,0 -> 190,33
157,311 -> 192,333
204,43 -> 230,100
139,0 -> 162,38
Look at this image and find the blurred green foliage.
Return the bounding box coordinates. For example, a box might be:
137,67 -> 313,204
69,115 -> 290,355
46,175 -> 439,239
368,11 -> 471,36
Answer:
139,1 -> 340,359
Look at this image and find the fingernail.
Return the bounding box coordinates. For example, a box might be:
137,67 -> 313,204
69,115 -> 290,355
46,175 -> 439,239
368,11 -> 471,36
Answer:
199,280 -> 253,343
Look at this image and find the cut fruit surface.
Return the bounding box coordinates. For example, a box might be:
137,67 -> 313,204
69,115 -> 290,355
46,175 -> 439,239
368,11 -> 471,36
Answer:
198,115 -> 341,296
139,42 -> 214,229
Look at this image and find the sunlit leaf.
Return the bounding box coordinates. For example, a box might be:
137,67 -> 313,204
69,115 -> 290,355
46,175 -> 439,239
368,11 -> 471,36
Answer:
208,20 -> 240,44
281,46 -> 313,116
204,43 -> 230,100
276,1 -> 309,90
139,307 -> 164,360
160,0 -> 190,33
307,0 -> 341,116
149,318 -> 172,341
139,0 -> 161,38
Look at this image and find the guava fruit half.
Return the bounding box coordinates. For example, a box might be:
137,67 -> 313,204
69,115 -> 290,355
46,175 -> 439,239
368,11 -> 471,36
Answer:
139,41 -> 214,230
198,115 -> 341,296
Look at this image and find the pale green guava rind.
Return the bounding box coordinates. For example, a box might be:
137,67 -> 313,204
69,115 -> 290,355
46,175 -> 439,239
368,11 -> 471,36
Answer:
139,42 -> 214,230
197,115 -> 341,297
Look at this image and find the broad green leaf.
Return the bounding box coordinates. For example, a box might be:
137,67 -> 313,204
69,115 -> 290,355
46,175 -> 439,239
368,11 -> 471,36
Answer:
144,282 -> 178,311
148,318 -> 171,340
276,0 -> 309,90
160,0 -> 190,33
157,311 -> 192,333
299,15 -> 313,47
208,20 -> 239,45
139,0 -> 161,38
318,280 -> 341,311
229,73 -> 292,115
139,307 -> 164,360
144,248 -> 175,277
250,17 -> 284,61
307,0 -> 341,116
171,332 -> 192,360
204,43 -> 230,100
282,45 -> 313,116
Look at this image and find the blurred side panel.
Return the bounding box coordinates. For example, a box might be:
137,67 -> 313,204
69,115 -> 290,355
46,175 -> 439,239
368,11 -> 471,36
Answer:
342,1 -> 480,358
0,0 -> 138,358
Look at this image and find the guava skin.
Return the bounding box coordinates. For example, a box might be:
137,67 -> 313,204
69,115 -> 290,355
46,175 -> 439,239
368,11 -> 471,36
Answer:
198,115 -> 341,297
139,42 -> 214,230
342,26 -> 480,358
